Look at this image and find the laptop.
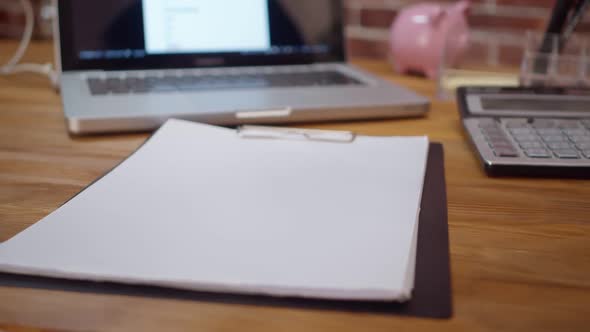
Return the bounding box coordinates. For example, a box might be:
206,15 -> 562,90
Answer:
54,0 -> 429,134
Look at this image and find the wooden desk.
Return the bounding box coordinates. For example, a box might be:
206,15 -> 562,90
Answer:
1,41 -> 589,332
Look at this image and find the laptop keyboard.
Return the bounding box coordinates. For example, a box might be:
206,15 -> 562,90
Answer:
86,70 -> 364,95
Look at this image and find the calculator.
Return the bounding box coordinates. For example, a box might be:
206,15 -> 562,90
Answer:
457,86 -> 590,177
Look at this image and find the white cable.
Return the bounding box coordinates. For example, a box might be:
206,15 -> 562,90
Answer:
0,0 -> 58,87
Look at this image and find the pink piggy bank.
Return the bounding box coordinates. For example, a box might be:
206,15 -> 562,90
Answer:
390,0 -> 470,79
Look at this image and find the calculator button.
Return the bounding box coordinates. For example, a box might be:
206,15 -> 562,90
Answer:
581,119 -> 590,129
485,133 -> 507,141
482,129 -> 506,138
553,149 -> 580,159
547,142 -> 573,150
519,141 -> 544,149
487,138 -> 512,147
513,134 -> 540,142
494,148 -> 519,157
536,128 -> 562,135
531,119 -> 557,129
541,135 -> 568,143
504,120 -> 528,128
575,142 -> 590,150
509,128 -> 535,135
569,135 -> 590,143
563,129 -> 587,137
556,120 -> 581,129
582,150 -> 590,159
481,127 -> 504,133
478,119 -> 498,126
489,140 -> 514,148
488,136 -> 515,146
524,148 -> 551,158
491,145 -> 516,153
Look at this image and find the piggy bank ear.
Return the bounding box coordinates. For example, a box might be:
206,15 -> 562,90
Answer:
430,7 -> 446,26
452,0 -> 471,15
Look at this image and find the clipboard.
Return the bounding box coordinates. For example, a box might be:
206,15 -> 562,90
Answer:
237,125 -> 357,142
0,124 -> 451,319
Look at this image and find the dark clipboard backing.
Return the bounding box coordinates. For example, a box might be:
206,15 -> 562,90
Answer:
0,143 -> 451,319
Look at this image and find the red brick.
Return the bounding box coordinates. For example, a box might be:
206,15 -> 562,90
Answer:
360,8 -> 397,28
350,0 -> 546,9
468,14 -> 547,31
496,0 -> 556,7
499,44 -> 525,67
576,22 -> 590,33
346,38 -> 390,59
463,41 -> 489,64
344,7 -> 359,25
344,0 -> 389,8
349,0 -> 488,7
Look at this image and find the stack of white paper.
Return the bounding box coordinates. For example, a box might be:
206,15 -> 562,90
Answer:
0,119 -> 429,301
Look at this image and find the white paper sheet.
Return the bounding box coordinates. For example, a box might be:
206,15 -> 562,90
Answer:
0,119 -> 429,301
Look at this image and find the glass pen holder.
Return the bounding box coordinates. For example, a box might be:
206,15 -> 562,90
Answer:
437,32 -> 520,100
520,31 -> 590,87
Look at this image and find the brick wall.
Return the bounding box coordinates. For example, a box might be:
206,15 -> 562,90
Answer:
0,0 -> 52,39
0,0 -> 27,38
2,0 -> 589,67
345,0 -> 590,67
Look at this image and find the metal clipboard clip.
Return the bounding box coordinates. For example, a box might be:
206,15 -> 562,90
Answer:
237,125 -> 356,143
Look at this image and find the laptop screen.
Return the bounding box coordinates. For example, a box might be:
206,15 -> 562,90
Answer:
58,0 -> 345,71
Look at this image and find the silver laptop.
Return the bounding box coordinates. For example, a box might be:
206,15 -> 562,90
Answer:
55,0 -> 429,134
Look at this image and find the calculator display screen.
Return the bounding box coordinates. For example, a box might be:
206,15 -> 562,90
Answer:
481,98 -> 590,112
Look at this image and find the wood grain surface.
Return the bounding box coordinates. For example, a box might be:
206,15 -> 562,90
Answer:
0,40 -> 589,332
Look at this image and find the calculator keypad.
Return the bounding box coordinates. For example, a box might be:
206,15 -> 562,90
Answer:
478,120 -> 519,157
466,118 -> 590,166
503,119 -> 590,159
